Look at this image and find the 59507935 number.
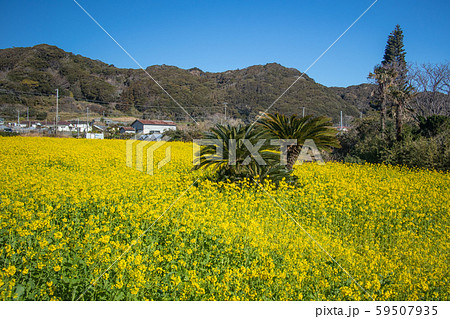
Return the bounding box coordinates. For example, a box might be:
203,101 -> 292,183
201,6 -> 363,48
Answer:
376,305 -> 437,316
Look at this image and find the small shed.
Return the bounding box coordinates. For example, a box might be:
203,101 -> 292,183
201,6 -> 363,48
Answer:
119,126 -> 135,134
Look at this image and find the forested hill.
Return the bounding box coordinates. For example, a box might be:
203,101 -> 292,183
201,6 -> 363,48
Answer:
0,44 -> 368,122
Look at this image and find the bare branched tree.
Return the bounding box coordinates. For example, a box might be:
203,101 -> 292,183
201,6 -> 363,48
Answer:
408,62 -> 450,118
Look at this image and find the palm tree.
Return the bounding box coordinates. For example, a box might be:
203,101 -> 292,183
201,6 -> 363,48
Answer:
193,124 -> 292,184
390,83 -> 415,141
369,65 -> 397,137
257,113 -> 340,170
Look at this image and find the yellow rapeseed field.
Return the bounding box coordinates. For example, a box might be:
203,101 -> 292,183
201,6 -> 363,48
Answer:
0,136 -> 449,300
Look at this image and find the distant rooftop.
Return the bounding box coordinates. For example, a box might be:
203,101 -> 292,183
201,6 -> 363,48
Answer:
134,119 -> 176,126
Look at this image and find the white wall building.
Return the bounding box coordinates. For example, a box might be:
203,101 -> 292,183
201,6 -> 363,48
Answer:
69,120 -> 90,133
131,120 -> 176,134
86,132 -> 104,139
56,121 -> 72,132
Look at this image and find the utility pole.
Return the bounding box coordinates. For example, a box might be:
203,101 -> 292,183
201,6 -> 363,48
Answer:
340,111 -> 343,130
26,107 -> 29,127
56,89 -> 59,123
54,89 -> 59,134
55,89 -> 59,134
302,107 -> 305,117
86,107 -> 89,137
17,110 -> 20,126
77,118 -> 80,138
224,102 -> 228,123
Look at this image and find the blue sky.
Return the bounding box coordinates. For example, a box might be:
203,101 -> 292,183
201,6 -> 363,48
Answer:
1,0 -> 449,87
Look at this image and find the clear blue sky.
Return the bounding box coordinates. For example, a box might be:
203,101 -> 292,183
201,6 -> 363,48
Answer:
1,0 -> 449,87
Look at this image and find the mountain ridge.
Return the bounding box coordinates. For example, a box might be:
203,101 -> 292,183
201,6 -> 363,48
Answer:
0,44 -> 372,123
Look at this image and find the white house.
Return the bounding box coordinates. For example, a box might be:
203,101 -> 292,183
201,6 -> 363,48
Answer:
56,121 -> 72,132
130,120 -> 176,134
69,120 -> 90,133
21,121 -> 44,128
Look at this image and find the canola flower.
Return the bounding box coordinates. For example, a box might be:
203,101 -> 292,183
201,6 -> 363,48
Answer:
0,136 -> 449,301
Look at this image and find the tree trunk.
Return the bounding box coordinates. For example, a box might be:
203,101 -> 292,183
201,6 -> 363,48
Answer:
380,98 -> 386,138
286,145 -> 301,171
396,103 -> 403,141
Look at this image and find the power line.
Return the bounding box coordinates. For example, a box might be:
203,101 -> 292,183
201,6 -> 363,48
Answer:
0,88 -> 229,110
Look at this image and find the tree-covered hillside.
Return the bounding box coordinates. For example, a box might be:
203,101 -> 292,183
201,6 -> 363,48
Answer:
0,44 -> 361,123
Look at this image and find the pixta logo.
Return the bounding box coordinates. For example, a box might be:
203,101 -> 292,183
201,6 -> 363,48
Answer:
193,138 -> 324,166
126,135 -> 172,175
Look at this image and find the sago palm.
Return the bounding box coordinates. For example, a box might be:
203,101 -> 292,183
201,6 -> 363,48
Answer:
193,124 -> 293,184
257,113 -> 340,170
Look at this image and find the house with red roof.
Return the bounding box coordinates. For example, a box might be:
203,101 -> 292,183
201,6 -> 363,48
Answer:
119,126 -> 136,134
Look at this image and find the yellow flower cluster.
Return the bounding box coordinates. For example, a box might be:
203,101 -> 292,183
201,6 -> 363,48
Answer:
0,137 -> 448,300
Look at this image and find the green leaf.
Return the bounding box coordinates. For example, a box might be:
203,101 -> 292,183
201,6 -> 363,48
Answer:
14,284 -> 25,300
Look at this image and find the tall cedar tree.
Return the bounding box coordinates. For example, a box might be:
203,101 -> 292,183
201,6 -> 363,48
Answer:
382,24 -> 407,84
378,25 -> 413,141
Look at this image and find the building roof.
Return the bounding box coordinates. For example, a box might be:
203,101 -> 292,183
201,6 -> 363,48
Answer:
93,124 -> 107,131
21,120 -> 43,125
57,121 -> 71,125
120,126 -> 135,131
133,119 -> 176,126
69,120 -> 89,124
